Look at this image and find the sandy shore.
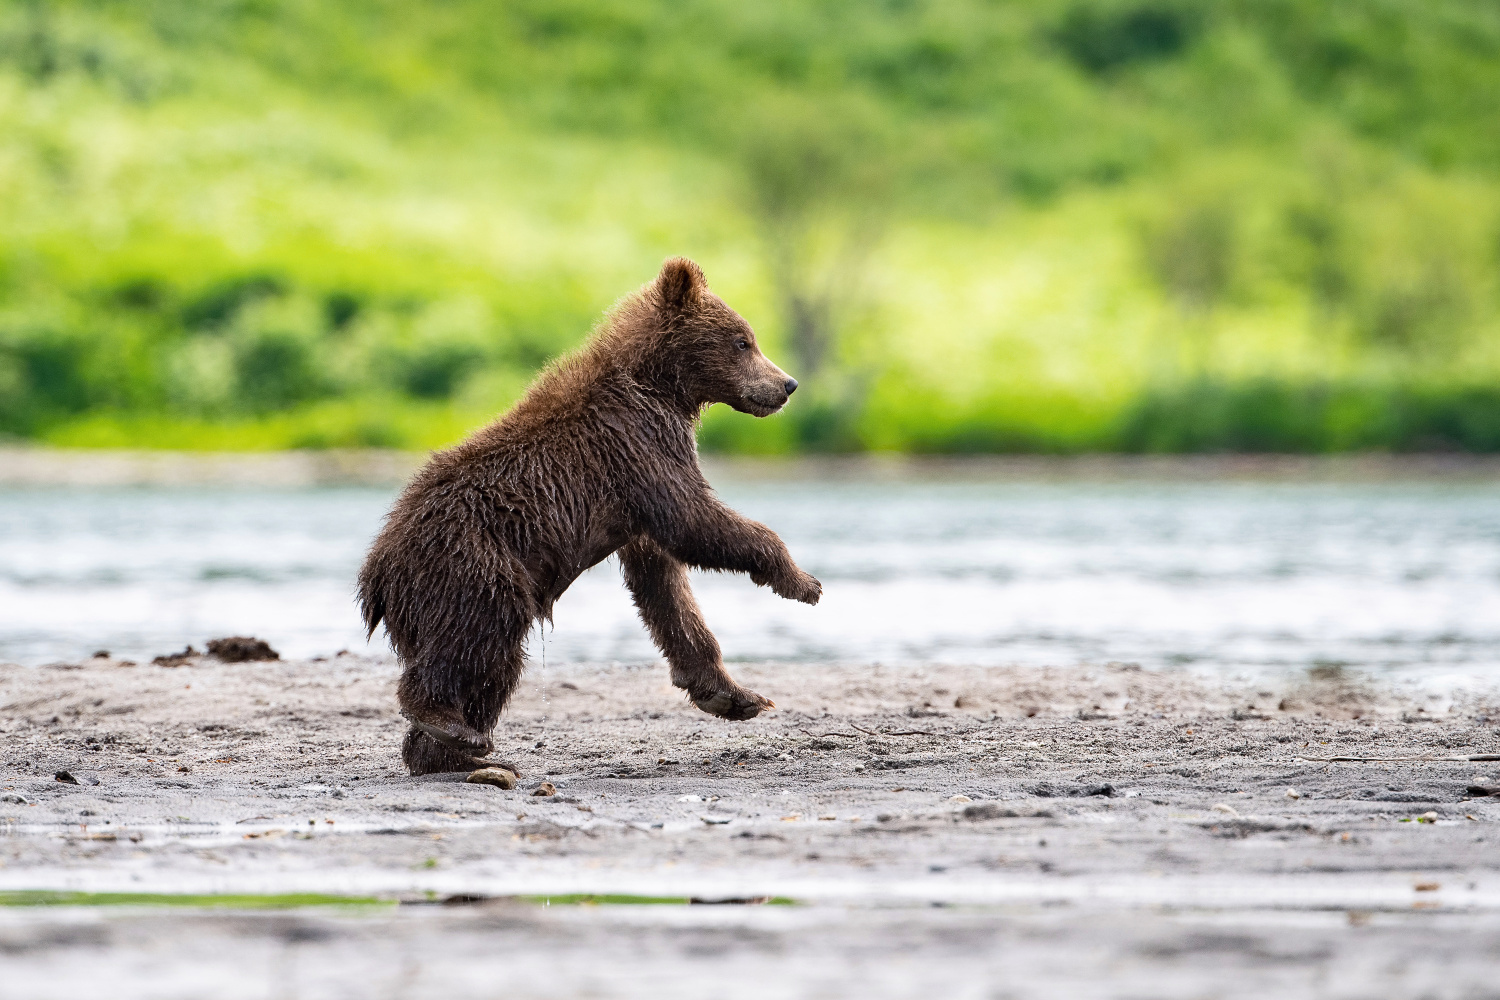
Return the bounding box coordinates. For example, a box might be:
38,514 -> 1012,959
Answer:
2,653 -> 1499,998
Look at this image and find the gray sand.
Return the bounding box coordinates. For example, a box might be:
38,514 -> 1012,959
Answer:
3,654 -> 1499,998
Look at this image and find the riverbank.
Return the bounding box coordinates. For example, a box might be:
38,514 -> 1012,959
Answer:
2,654 -> 1498,997
6,446 -> 1500,489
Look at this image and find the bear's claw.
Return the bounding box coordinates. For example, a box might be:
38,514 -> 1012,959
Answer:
466,755 -> 522,775
691,688 -> 774,721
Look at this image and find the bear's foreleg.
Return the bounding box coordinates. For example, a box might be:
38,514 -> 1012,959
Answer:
645,494 -> 821,605
619,536 -> 774,721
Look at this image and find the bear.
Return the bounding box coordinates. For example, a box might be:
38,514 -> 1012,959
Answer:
358,257 -> 822,776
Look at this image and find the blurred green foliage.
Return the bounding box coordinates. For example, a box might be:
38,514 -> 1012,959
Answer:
1,0 -> 1499,451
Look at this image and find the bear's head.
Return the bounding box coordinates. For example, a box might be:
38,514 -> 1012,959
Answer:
648,257 -> 798,417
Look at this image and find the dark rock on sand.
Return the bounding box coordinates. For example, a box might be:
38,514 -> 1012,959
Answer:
206,636 -> 280,662
152,646 -> 199,667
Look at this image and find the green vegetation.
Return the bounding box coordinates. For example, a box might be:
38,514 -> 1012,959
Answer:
2,0 -> 1499,452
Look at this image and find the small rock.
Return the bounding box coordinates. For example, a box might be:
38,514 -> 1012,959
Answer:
948,794 -> 973,804
206,636 -> 280,663
1465,785 -> 1500,798
532,781 -> 557,797
1211,803 -> 1241,818
1,793 -> 30,804
91,650 -> 110,659
1285,787 -> 1302,800
466,767 -> 517,790
55,770 -> 79,785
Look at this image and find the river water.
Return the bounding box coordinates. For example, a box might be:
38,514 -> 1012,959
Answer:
3,474 -> 1498,681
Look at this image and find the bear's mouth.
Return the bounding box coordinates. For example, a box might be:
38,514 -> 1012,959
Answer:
739,393 -> 787,417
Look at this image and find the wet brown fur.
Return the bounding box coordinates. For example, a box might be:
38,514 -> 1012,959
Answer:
358,258 -> 821,775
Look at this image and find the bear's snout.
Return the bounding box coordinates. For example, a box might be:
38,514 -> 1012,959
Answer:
744,374 -> 797,415
735,350 -> 798,416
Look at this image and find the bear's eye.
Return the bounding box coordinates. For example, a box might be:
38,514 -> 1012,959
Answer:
734,339 -> 749,351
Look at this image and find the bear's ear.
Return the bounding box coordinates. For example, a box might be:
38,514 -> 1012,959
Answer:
655,256 -> 705,312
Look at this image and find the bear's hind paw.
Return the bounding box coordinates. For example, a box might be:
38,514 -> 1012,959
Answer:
402,714 -> 493,754
691,688 -> 774,721
466,755 -> 522,776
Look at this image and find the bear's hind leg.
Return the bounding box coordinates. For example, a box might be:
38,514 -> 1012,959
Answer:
398,630 -> 528,777
396,682 -> 492,756
619,536 -> 773,721
396,656 -> 494,776
454,639 -> 525,771
401,729 -> 515,776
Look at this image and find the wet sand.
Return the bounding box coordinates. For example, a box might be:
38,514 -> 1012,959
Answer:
3,653 -> 1499,997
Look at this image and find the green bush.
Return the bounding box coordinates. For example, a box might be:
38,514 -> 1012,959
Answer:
1,0 -> 1499,451
1118,381 -> 1500,453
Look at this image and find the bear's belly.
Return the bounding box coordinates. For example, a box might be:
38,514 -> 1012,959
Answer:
534,529 -> 630,609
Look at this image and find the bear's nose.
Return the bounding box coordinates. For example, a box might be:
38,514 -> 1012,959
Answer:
783,378 -> 798,396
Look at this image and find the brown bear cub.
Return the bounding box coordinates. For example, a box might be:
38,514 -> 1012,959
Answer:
358,258 -> 821,776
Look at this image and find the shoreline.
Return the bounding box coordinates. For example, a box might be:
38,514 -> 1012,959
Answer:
5,446 -> 1500,488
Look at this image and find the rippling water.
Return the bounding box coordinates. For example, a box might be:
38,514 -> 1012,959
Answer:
3,473 -> 1499,679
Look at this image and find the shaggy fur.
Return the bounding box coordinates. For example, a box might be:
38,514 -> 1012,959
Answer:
358,258 -> 821,775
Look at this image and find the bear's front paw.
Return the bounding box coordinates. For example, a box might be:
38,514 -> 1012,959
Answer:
691,687 -> 775,721
773,569 -> 821,605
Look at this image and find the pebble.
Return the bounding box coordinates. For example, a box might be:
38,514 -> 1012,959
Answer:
1211,803 -> 1241,817
532,781 -> 557,797
1285,787 -> 1302,799
466,767 -> 517,790
948,795 -> 973,803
